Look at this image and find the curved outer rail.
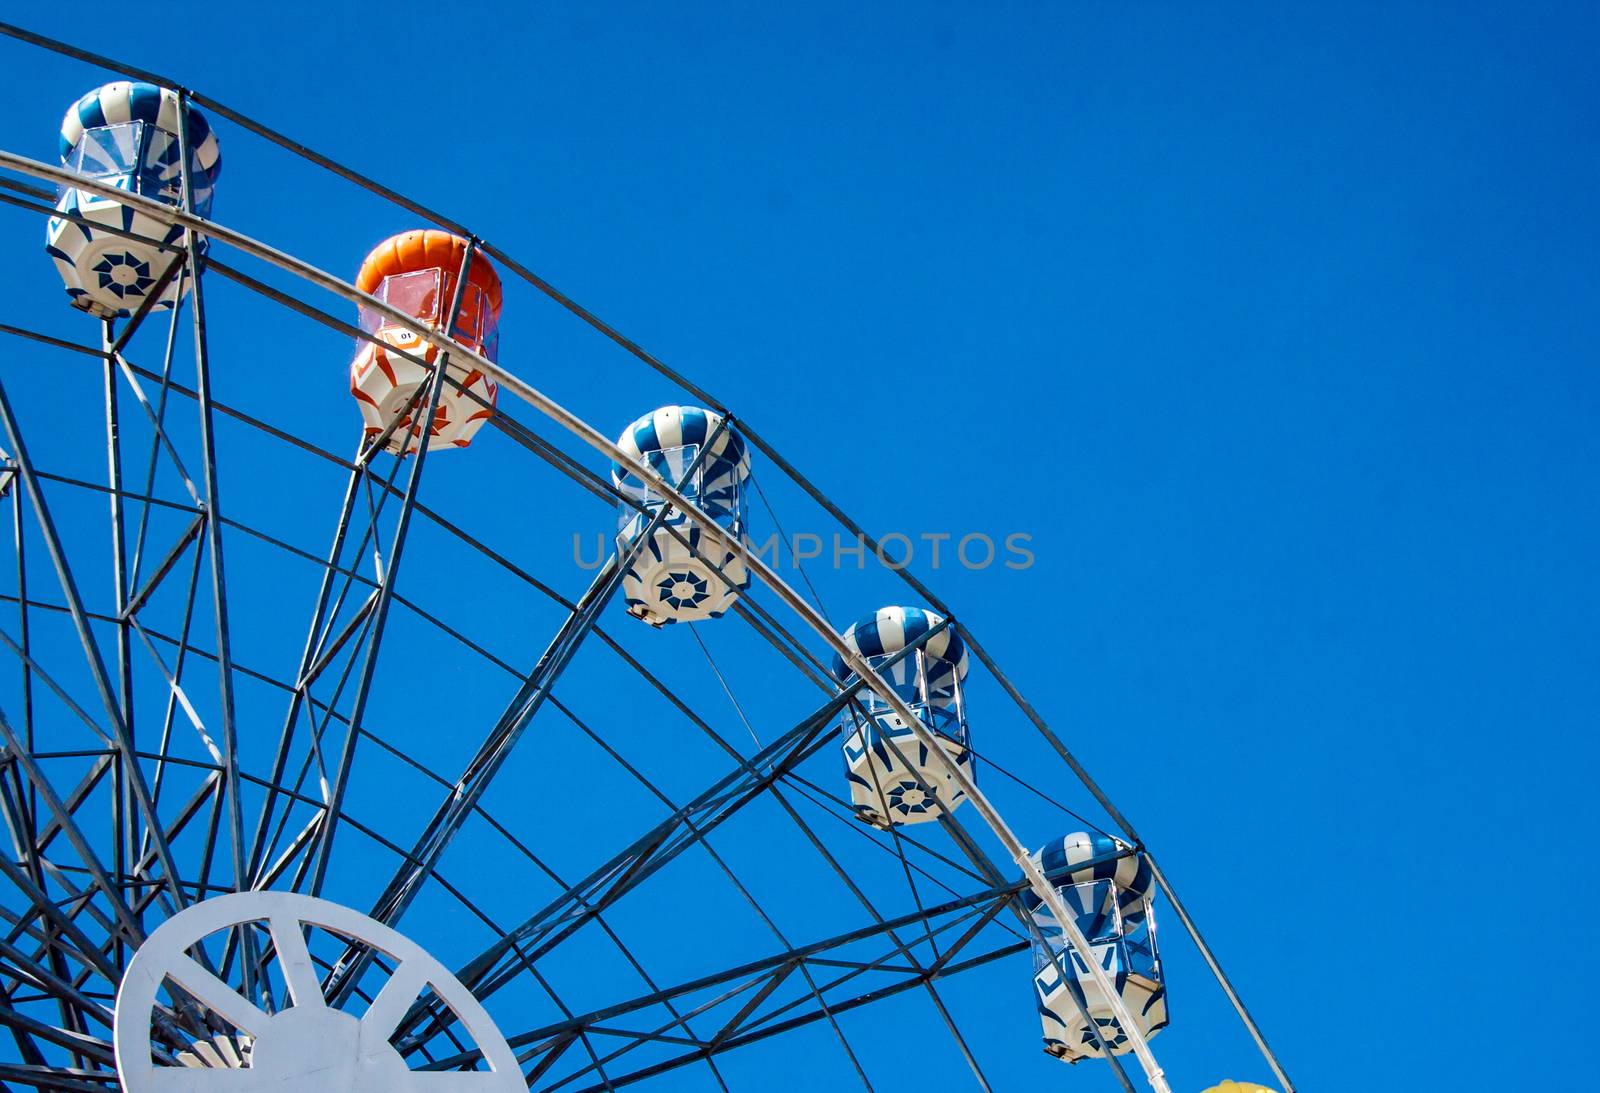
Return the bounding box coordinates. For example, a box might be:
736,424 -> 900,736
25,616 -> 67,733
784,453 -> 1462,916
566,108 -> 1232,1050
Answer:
2,149 -> 1172,1089
0,27 -> 1297,1089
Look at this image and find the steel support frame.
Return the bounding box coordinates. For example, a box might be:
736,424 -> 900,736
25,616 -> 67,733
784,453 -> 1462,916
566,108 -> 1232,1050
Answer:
394,623 -> 955,1058
0,377 -> 189,925
0,47 -> 1293,1084
304,239 -> 480,898
351,414 -> 738,946
421,876 -> 1025,1083
171,93 -> 254,1003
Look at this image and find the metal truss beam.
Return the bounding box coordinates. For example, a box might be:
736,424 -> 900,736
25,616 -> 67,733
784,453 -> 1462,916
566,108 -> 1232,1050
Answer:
394,626 -> 951,1057
0,378 -> 189,924
418,887 -> 1027,1090
347,416 -> 737,961
305,240 -> 479,900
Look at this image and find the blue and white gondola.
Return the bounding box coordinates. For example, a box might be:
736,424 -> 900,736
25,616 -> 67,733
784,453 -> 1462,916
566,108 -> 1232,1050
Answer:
834,606 -> 972,828
1025,831 -> 1169,1063
611,406 -> 752,625
47,82 -> 221,319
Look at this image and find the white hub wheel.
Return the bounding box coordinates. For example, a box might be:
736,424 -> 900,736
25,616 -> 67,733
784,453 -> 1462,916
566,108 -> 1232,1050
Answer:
115,892 -> 522,1092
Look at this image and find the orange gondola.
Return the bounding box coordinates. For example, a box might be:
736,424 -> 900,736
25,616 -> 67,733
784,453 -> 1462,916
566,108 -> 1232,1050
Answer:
348,229 -> 502,455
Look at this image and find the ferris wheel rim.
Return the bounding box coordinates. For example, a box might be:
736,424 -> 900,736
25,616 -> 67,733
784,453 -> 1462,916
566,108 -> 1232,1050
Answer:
1,139 -> 1179,1084
0,26 -> 1298,1092
0,151 -> 1148,1085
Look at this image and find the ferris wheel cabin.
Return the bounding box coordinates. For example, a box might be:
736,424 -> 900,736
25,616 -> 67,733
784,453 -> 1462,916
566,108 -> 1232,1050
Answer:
835,606 -> 973,828
349,230 -> 502,455
46,81 -> 220,318
611,406 -> 752,625
1027,831 -> 1169,1063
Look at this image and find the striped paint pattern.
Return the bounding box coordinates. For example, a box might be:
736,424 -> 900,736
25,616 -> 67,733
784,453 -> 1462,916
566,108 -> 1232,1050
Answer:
59,81 -> 221,182
612,406 -> 750,624
611,405 -> 749,516
1022,830 -> 1154,921
831,605 -> 968,690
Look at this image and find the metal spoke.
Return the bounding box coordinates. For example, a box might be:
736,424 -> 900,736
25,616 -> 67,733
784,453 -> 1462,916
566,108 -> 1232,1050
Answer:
174,100 -> 250,1016
306,241 -> 479,899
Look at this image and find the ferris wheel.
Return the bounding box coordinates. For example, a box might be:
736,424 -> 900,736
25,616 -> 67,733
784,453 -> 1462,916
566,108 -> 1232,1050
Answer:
0,23 -> 1294,1093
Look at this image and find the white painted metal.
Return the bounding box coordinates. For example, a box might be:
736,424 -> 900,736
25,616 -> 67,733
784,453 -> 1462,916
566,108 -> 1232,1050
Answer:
114,891 -> 522,1092
350,328 -> 498,455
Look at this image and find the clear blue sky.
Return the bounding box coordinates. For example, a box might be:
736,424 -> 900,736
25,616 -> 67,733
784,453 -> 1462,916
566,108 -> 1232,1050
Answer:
2,4 -> 1597,1092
